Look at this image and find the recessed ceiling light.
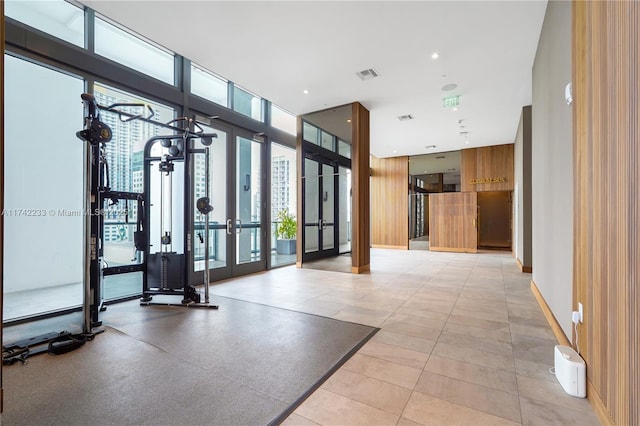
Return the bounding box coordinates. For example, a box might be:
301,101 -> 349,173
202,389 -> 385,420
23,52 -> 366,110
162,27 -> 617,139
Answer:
465,140 -> 470,144
347,119 -> 352,123
442,83 -> 458,91
303,89 -> 309,94
452,107 -> 458,111
393,150 -> 397,153
431,52 -> 439,59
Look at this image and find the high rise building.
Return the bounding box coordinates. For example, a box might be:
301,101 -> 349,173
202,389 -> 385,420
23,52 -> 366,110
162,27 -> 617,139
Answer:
271,155 -> 290,220
94,86 -> 165,243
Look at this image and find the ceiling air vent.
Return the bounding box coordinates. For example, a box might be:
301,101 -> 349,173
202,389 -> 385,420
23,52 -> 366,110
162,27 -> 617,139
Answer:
356,68 -> 380,81
398,114 -> 414,121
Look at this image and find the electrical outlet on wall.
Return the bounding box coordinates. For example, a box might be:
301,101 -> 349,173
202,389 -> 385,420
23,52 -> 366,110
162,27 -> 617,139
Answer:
578,302 -> 583,323
572,311 -> 580,324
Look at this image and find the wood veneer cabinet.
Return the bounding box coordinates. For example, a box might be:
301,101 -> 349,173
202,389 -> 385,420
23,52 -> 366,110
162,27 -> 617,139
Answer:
428,192 -> 477,253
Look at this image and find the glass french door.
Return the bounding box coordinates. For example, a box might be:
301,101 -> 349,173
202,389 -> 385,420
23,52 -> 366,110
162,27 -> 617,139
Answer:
338,166 -> 352,254
191,121 -> 265,285
303,157 -> 338,260
234,133 -> 264,273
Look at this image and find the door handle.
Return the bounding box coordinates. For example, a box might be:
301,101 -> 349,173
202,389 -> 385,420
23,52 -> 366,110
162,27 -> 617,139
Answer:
236,219 -> 242,234
226,219 -> 233,235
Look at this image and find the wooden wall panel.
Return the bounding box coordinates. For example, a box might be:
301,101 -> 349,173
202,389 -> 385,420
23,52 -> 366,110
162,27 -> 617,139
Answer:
573,1 -> 639,425
371,156 -> 409,249
461,144 -> 514,192
429,192 -> 477,253
462,192 -> 478,251
351,102 -> 370,273
297,103 -> 370,273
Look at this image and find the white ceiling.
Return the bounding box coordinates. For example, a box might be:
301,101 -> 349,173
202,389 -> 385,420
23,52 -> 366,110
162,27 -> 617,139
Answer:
409,151 -> 461,176
82,0 -> 547,158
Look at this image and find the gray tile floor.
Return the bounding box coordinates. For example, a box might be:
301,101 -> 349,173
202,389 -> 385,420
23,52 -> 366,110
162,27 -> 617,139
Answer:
3,248 -> 600,425
206,248 -> 600,426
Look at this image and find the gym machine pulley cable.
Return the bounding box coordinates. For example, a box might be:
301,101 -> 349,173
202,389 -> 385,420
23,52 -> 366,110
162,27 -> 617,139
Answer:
77,93 -> 219,325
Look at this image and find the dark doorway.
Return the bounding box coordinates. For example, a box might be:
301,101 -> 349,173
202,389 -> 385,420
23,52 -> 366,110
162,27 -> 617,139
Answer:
477,191 -> 512,250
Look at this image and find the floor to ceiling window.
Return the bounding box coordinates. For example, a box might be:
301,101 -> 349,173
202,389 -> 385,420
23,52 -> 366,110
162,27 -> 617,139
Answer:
3,54 -> 84,322
3,0 -> 297,329
94,15 -> 175,85
193,123 -> 228,275
271,142 -> 297,267
4,0 -> 84,47
93,83 -> 176,301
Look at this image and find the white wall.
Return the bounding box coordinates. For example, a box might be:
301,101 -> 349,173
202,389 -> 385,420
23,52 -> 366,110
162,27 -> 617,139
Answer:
531,0 -> 574,338
514,113 -> 525,264
513,106 -> 532,269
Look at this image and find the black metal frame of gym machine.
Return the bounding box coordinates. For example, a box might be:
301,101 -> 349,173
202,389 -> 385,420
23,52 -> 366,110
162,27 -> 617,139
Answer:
139,129 -> 217,308
78,93 -> 218,332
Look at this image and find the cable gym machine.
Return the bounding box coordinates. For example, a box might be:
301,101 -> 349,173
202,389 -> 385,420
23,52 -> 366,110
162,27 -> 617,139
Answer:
139,121 -> 217,307
3,94 -> 219,366
76,93 -> 219,329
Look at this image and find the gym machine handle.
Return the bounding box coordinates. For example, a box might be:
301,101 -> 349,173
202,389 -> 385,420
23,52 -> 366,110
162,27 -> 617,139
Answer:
165,117 -> 209,136
107,102 -> 155,123
134,195 -> 146,251
164,117 -> 217,141
82,93 -> 219,140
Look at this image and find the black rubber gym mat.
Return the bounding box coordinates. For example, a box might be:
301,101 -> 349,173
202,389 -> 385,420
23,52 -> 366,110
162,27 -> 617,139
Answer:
2,296 -> 377,425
